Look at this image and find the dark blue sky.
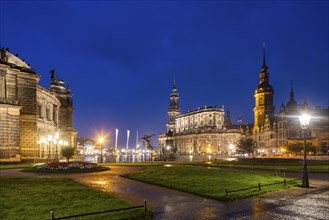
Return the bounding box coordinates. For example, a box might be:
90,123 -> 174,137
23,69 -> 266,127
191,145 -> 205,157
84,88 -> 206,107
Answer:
1,1 -> 328,147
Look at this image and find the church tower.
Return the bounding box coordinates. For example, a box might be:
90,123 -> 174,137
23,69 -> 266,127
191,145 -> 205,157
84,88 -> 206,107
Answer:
166,80 -> 180,132
224,109 -> 233,128
253,44 -> 275,134
286,80 -> 297,114
49,69 -> 77,148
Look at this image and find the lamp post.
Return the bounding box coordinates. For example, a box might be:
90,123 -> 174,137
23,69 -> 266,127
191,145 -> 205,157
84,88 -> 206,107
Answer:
299,114 -> 311,188
34,140 -> 38,164
229,144 -> 235,156
54,132 -> 59,162
59,139 -> 63,160
40,137 -> 46,159
99,137 -> 104,163
47,135 -> 52,162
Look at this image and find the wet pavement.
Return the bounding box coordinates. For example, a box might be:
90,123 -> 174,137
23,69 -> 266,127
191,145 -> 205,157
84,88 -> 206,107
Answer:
1,166 -> 328,219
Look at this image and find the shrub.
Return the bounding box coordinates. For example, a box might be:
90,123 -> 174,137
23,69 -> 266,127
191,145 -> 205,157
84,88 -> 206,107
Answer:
61,147 -> 75,162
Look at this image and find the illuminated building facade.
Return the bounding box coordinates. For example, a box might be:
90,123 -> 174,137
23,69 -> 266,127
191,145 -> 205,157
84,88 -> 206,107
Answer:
253,47 -> 275,134
159,82 -> 242,157
0,48 -> 76,161
252,48 -> 329,155
160,47 -> 328,158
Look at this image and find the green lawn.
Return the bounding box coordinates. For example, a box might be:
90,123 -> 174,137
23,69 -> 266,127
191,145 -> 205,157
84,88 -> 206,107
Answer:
210,160 -> 329,173
109,159 -> 329,173
0,177 -> 152,220
122,166 -> 299,201
0,164 -> 32,170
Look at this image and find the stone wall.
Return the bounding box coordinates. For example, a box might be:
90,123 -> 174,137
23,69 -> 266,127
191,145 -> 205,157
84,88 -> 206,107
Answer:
0,105 -> 21,160
17,73 -> 39,158
17,73 -> 38,115
174,131 -> 241,155
20,114 -> 38,158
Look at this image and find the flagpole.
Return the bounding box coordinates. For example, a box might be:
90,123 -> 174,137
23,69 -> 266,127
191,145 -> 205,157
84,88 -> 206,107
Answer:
126,129 -> 130,151
115,129 -> 118,151
136,130 -> 138,151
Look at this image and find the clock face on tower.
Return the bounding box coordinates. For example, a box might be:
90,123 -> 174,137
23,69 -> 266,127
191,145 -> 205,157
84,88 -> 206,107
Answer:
259,96 -> 263,104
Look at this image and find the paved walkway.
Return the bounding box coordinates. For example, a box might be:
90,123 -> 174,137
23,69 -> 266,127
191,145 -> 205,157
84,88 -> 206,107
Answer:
1,167 -> 328,219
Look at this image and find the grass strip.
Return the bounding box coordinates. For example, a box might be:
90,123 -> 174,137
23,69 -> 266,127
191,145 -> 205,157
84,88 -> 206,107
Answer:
108,159 -> 329,173
0,177 -> 152,220
122,166 -> 299,201
0,164 -> 32,170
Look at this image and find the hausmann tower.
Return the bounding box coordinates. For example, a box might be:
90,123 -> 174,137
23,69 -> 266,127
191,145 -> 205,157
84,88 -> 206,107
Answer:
253,45 -> 275,134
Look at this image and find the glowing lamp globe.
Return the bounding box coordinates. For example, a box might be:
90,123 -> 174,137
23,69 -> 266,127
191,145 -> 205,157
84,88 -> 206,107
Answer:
299,114 -> 310,129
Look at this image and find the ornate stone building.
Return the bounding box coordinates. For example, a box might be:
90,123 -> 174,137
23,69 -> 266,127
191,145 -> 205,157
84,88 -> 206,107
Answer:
253,47 -> 275,134
159,82 -> 242,157
252,48 -> 329,155
159,46 -> 328,158
0,48 -> 76,162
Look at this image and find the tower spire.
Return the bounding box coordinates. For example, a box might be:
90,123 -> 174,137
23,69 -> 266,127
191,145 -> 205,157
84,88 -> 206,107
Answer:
286,80 -> 297,112
262,42 -> 266,67
290,80 -> 294,92
167,80 -> 180,132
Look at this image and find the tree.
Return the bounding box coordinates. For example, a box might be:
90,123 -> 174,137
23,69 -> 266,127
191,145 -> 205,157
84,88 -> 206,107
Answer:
287,143 -> 302,155
141,133 -> 155,150
318,143 -> 329,155
287,143 -> 317,155
236,138 -> 255,155
61,147 -> 75,162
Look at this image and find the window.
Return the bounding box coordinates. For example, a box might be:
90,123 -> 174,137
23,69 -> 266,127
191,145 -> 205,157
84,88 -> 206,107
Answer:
46,106 -> 51,121
37,104 -> 42,118
0,74 -> 5,99
53,106 -> 57,123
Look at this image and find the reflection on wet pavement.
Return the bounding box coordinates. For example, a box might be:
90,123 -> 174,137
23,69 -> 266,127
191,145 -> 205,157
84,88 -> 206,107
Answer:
1,166 -> 328,219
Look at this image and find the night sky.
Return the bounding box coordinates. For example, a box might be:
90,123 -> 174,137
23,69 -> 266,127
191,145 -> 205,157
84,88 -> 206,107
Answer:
1,1 -> 328,148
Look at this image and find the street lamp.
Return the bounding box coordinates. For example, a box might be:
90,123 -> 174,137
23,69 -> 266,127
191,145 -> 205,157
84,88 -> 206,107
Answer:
299,114 -> 311,188
59,139 -> 63,160
99,137 -> 104,163
229,144 -> 235,156
47,135 -> 53,161
40,137 -> 46,158
54,132 -> 60,162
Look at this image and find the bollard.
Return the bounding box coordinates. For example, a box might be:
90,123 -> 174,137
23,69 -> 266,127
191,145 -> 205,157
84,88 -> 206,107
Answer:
258,182 -> 261,191
144,199 -> 147,212
50,211 -> 55,220
284,179 -> 286,186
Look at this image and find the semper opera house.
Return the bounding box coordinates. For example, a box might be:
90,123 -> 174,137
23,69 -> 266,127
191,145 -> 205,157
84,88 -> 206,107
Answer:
0,48 -> 76,162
